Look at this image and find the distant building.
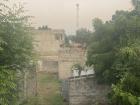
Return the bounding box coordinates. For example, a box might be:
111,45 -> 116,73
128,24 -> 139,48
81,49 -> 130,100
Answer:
33,29 -> 86,79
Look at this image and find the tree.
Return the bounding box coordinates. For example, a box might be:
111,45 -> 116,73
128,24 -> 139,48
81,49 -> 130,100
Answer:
68,28 -> 93,47
132,0 -> 140,9
87,2 -> 140,105
0,1 -> 35,104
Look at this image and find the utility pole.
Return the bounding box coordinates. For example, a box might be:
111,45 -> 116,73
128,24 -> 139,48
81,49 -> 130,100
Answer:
76,3 -> 79,31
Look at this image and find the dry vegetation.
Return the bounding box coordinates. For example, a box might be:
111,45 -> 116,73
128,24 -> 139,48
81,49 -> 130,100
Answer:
25,72 -> 67,105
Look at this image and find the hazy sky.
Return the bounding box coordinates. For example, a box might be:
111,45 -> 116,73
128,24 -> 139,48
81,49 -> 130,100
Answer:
23,0 -> 132,34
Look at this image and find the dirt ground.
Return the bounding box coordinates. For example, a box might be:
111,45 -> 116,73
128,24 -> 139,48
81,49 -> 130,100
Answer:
26,71 -> 68,105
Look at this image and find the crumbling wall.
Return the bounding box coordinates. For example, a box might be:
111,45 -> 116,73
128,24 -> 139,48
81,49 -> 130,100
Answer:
33,29 -> 65,73
33,30 -> 64,56
42,61 -> 58,74
18,69 -> 37,104
25,69 -> 37,98
68,76 -> 109,105
59,47 -> 86,80
61,80 -> 69,101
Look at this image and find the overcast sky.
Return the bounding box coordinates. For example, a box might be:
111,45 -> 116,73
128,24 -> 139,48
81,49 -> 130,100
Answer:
23,0 -> 132,34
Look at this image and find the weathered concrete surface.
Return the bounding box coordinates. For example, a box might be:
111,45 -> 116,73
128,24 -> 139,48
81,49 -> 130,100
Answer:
33,29 -> 86,79
58,47 -> 86,80
33,29 -> 65,56
24,70 -> 37,98
69,76 -> 109,105
18,69 -> 37,104
33,29 -> 65,73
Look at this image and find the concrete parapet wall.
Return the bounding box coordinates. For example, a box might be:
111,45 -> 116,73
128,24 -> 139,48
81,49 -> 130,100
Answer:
58,47 -> 86,79
69,76 -> 109,105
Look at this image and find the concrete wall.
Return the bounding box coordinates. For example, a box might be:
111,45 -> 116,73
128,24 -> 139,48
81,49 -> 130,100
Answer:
33,29 -> 65,56
25,70 -> 37,98
33,29 -> 86,79
18,69 -> 37,104
68,76 -> 109,105
59,47 -> 86,80
33,29 -> 65,73
61,80 -> 69,101
42,60 -> 58,74
59,61 -> 74,79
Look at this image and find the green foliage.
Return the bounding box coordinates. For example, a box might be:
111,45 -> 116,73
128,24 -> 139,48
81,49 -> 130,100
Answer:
110,73 -> 140,105
0,1 -> 34,69
132,0 -> 140,10
93,18 -> 103,30
0,67 -> 17,105
64,36 -> 70,47
87,10 -> 140,83
120,73 -> 140,96
110,84 -> 139,105
87,1 -> 140,104
0,1 -> 35,104
68,28 -> 92,46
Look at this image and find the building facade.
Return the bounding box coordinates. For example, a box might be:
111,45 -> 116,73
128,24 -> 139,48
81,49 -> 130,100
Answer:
33,29 -> 85,79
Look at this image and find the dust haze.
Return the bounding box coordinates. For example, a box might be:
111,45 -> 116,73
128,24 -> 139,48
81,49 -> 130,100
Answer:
23,0 -> 132,34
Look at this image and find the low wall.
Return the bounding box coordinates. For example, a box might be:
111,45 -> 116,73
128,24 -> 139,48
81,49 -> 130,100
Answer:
18,69 -> 37,104
68,75 -> 109,105
25,69 -> 37,98
61,80 -> 69,101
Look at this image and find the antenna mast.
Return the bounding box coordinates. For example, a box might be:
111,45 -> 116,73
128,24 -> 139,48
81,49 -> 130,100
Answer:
76,3 -> 79,31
